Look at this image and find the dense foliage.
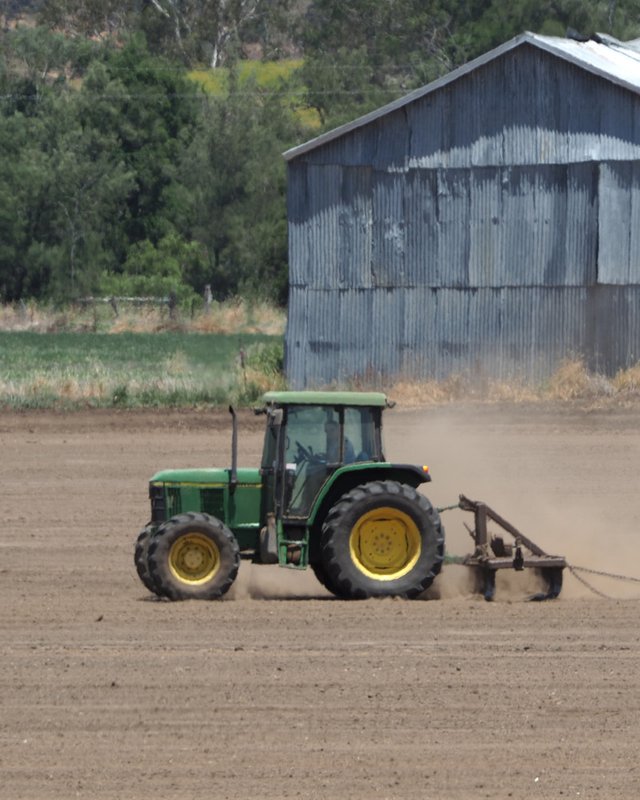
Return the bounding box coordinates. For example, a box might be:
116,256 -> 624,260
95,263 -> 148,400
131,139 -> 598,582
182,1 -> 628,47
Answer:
1,0 -> 639,305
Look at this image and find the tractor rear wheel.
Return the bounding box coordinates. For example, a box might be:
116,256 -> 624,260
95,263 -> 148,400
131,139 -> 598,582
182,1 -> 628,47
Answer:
320,480 -> 444,599
147,513 -> 240,600
310,561 -> 347,598
134,525 -> 158,595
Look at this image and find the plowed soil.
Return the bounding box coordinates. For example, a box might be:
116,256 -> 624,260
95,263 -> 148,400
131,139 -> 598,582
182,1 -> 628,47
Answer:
2,404 -> 640,799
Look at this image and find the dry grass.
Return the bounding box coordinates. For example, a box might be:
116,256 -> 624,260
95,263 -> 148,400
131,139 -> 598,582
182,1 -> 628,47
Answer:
544,358 -> 612,401
387,359 -> 640,408
4,301 -> 640,411
191,300 -> 284,335
0,299 -> 285,335
237,365 -> 288,395
612,363 -> 640,394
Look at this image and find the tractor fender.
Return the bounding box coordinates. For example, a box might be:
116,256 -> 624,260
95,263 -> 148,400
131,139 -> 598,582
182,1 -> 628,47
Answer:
307,463 -> 431,531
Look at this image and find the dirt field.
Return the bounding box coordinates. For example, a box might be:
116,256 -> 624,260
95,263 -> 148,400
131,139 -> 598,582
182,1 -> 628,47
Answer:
2,403 -> 640,799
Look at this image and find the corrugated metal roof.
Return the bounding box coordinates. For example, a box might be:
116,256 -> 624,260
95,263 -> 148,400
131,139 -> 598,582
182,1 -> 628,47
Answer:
284,31 -> 640,162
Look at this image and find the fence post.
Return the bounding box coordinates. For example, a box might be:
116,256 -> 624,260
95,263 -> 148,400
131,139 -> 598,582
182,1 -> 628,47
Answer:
168,291 -> 177,320
204,284 -> 213,312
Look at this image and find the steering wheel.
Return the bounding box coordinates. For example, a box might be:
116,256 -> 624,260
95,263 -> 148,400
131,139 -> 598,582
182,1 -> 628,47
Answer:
295,440 -> 313,464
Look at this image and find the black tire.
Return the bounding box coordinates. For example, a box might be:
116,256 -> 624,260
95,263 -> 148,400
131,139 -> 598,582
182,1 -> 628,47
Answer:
134,525 -> 158,595
320,480 -> 444,599
147,513 -> 240,601
310,560 -> 347,598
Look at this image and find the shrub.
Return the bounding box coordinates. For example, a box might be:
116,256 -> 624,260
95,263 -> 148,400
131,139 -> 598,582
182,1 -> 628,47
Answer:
99,234 -> 203,305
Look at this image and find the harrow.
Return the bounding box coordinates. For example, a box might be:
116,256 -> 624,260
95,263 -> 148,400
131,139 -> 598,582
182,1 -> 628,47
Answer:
446,494 -> 566,601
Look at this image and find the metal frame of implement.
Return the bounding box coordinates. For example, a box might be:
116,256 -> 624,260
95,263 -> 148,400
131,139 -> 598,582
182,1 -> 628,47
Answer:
457,494 -> 566,601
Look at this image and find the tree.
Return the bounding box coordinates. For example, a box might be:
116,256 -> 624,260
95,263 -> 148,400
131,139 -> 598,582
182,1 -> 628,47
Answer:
137,0 -> 295,66
444,0 -> 640,64
45,118 -> 135,299
100,233 -> 203,302
0,117 -> 48,300
75,38 -> 201,248
176,70 -> 302,302
302,0 -> 454,87
38,0 -> 135,39
0,30 -> 202,301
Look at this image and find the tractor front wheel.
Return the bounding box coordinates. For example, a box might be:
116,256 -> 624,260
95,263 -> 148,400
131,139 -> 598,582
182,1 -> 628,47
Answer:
147,513 -> 240,600
320,481 -> 444,599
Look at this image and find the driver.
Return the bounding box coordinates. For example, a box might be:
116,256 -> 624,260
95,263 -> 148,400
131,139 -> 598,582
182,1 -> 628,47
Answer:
325,420 -> 355,463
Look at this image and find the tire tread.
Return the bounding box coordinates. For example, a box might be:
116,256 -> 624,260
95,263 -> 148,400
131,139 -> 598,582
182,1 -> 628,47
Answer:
320,480 -> 444,600
147,512 -> 240,601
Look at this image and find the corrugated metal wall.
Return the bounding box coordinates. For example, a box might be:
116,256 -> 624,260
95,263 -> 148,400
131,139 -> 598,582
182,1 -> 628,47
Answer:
285,45 -> 640,388
286,286 -> 640,385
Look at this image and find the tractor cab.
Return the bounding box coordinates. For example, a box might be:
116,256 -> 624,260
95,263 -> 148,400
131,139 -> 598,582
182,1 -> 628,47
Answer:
260,391 -> 386,523
261,392 -> 386,520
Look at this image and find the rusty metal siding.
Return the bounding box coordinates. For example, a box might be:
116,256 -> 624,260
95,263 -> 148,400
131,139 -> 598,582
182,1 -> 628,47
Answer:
289,162 -> 600,289
338,289 -> 374,379
372,173 -> 405,286
304,48 -> 640,171
285,38 -> 640,389
288,163 -> 375,290
434,171 -> 471,287
286,286 -> 640,388
288,34 -> 640,166
598,161 -> 640,284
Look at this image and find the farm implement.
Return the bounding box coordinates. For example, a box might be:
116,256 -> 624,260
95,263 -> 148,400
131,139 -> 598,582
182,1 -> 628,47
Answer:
445,495 -> 566,601
134,391 -> 565,602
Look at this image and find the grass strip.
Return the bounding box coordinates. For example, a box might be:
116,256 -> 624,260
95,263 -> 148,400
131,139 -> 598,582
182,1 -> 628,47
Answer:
0,331 -> 284,409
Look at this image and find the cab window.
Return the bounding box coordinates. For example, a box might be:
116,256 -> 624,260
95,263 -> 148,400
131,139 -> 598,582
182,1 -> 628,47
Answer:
260,408 -> 282,471
284,406 -> 329,465
343,407 -> 381,462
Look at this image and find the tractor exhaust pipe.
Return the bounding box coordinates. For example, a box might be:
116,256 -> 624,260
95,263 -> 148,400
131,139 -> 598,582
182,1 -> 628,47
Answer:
229,405 -> 238,493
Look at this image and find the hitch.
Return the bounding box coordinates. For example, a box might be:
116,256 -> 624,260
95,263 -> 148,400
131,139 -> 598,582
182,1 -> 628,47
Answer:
457,494 -> 566,601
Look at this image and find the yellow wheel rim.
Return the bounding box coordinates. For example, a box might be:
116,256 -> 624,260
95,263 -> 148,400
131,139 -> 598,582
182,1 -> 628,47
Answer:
169,533 -> 220,585
349,506 -> 421,581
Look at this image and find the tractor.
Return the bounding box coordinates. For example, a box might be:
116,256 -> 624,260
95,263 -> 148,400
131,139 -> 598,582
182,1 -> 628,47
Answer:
134,391 -> 444,600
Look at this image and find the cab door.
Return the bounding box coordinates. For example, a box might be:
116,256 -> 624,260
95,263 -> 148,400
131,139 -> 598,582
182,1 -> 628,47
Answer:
259,407 -> 282,521
280,404 -> 336,519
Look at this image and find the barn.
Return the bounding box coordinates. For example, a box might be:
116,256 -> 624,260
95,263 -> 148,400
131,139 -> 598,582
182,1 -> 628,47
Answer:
283,31 -> 640,389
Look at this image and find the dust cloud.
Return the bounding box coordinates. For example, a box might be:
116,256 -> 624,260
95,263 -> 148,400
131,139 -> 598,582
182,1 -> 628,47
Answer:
228,563 -> 332,601
227,401 -> 640,603
204,402 -> 640,603
384,403 -> 640,602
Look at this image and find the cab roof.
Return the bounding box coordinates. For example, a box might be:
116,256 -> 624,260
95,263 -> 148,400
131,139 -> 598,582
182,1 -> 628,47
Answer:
262,390 -> 389,408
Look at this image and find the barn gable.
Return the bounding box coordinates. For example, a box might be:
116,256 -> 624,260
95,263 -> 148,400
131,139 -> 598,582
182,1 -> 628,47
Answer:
284,33 -> 640,387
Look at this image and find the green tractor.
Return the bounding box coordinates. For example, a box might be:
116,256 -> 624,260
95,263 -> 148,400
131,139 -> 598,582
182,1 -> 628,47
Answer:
134,391 -> 444,600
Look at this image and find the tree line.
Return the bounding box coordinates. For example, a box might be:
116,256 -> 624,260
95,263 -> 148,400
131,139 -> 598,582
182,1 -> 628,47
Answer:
1,0 -> 639,306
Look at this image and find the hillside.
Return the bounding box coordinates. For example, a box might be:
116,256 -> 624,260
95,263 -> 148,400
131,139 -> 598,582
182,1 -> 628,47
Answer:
1,1 -> 639,307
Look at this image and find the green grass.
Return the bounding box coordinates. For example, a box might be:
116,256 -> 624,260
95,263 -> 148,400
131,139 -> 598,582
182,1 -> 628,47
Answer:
0,331 -> 284,409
